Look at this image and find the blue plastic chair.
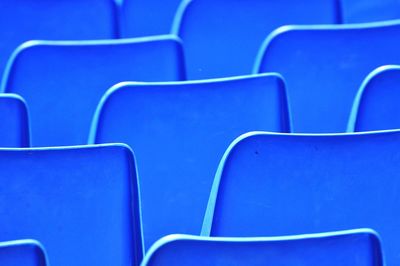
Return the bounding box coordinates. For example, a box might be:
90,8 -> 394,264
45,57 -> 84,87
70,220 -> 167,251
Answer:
1,37 -> 185,146
141,230 -> 383,266
0,0 -> 118,77
341,1 -> 400,23
0,144 -> 142,266
0,239 -> 48,266
203,130 -> 400,265
348,65 -> 400,132
0,94 -> 29,147
119,0 -> 183,37
254,20 -> 400,133
173,0 -> 340,80
90,74 -> 290,250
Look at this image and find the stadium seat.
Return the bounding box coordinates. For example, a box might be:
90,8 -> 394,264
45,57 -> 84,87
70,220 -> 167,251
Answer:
173,0 -> 340,80
203,130 -> 400,265
89,74 -> 290,249
0,0 -> 118,77
1,37 -> 185,146
348,65 -> 400,132
254,20 -> 400,133
141,230 -> 383,266
0,94 -> 29,147
341,0 -> 400,23
0,144 -> 142,266
119,0 -> 183,37
0,239 -> 48,266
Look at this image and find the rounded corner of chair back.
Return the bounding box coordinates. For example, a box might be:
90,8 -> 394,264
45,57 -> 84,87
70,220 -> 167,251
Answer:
171,0 -> 194,35
0,239 -> 49,266
89,82 -> 134,144
351,65 -> 400,132
254,25 -> 304,74
0,93 -> 30,147
141,234 -> 187,265
0,93 -> 29,113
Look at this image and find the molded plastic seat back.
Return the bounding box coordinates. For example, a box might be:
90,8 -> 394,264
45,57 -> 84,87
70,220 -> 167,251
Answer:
175,0 -> 340,80
0,94 -> 29,147
204,130 -> 400,265
0,0 -> 117,76
142,230 -> 383,266
90,74 -> 290,249
348,65 -> 400,132
2,37 -> 185,146
0,144 -> 142,266
120,0 -> 183,37
255,21 -> 400,133
342,0 -> 400,23
0,240 -> 48,266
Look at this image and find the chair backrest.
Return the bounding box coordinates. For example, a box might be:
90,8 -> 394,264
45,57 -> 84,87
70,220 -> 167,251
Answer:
348,65 -> 400,132
119,0 -> 183,37
90,74 -> 290,250
1,37 -> 185,146
203,130 -> 400,265
341,0 -> 400,23
0,94 -> 29,147
0,239 -> 48,266
0,144 -> 142,266
174,0 -> 340,80
141,230 -> 383,266
0,0 -> 118,76
255,20 -> 400,133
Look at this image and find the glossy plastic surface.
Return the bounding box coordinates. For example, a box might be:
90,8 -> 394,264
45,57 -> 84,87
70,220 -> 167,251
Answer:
119,0 -> 183,37
0,239 -> 48,266
0,144 -> 142,266
174,0 -> 340,80
342,1 -> 400,23
0,0 -> 117,77
1,37 -> 185,146
348,65 -> 400,132
142,230 -> 383,266
90,74 -> 290,250
255,20 -> 400,133
204,130 -> 400,265
0,94 -> 29,147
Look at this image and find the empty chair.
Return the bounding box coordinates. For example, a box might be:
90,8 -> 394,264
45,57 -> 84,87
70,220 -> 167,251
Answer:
90,74 -> 290,249
0,0 -> 118,76
254,20 -> 400,133
203,130 -> 400,265
119,0 -> 183,37
173,0 -> 340,80
1,37 -> 185,146
341,0 -> 400,23
0,94 -> 29,147
0,144 -> 142,266
348,65 -> 400,132
141,230 -> 383,266
0,240 -> 48,266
